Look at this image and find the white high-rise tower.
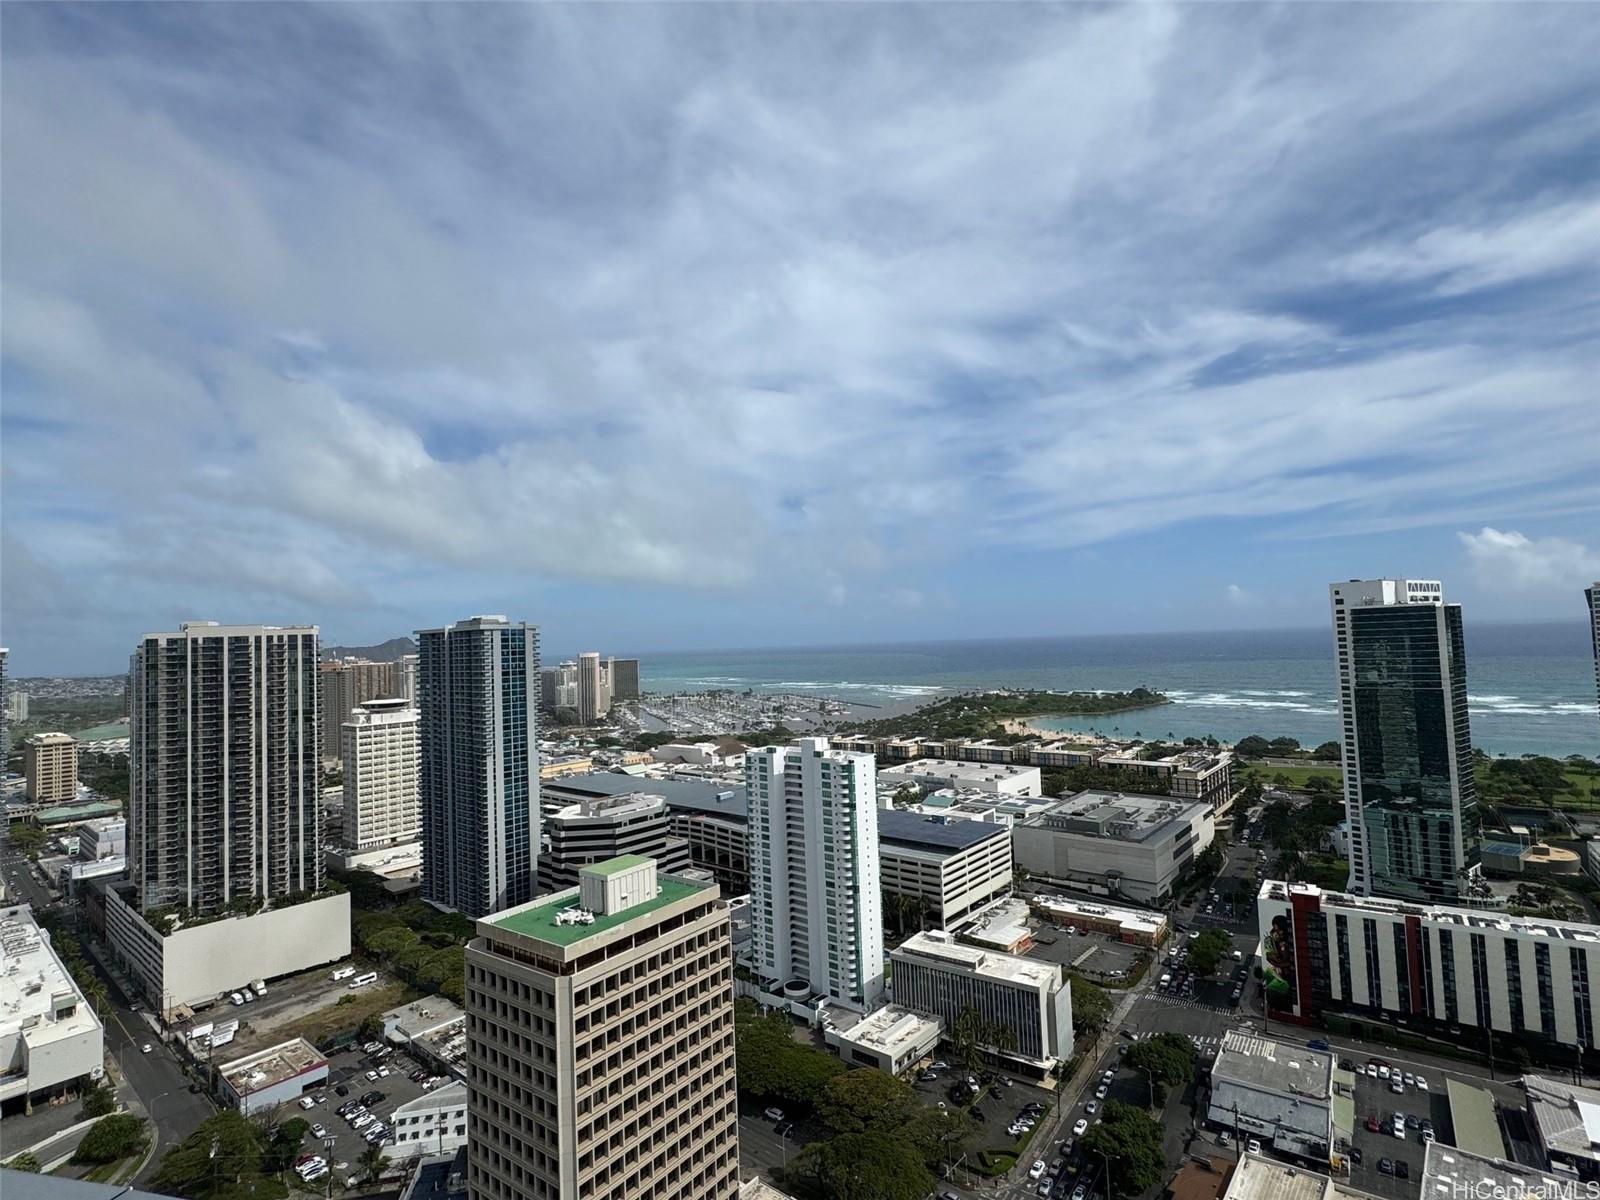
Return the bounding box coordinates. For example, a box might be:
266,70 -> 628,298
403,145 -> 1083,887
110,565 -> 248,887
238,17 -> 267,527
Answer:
745,736 -> 885,1010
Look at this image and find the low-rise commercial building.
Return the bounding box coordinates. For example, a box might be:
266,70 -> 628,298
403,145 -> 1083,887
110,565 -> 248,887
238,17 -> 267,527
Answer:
1012,791 -> 1214,904
0,904 -> 104,1107
877,810 -> 1012,928
1524,1074 -> 1600,1179
1421,1142 -> 1567,1199
380,996 -> 466,1047
1029,895 -> 1168,947
881,758 -> 1041,797
25,734 -> 78,804
1258,880 -> 1600,1057
391,1080 -> 468,1159
100,882 -> 350,1015
1222,1154 -> 1379,1200
218,1038 -> 328,1115
824,1005 -> 943,1076
1093,746 -> 1235,806
891,930 -> 1073,1073
1206,1031 -> 1336,1162
77,818 -> 126,863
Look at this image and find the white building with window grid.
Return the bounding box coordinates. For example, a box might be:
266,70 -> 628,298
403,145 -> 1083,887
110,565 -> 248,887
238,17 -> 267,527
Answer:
890,929 -> 1072,1071
1260,880 -> 1600,1055
746,738 -> 885,1010
343,698 -> 421,852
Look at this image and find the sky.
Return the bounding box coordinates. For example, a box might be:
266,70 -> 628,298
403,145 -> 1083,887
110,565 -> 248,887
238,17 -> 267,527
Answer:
2,3 -> 1598,675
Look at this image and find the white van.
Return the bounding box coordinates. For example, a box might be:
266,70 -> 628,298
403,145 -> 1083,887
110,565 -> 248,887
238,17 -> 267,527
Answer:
229,992 -> 245,1006
1159,973 -> 1172,987
349,972 -> 379,990
1232,950 -> 1244,962
331,966 -> 356,982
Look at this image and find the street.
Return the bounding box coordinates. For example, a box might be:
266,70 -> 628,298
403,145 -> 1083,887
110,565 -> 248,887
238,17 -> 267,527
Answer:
1,821 -> 215,1181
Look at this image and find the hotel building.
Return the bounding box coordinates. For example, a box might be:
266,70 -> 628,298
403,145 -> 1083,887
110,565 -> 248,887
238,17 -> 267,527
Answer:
343,698 -> 422,853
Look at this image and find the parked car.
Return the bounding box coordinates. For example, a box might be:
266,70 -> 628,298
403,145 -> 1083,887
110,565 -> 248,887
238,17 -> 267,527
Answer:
1073,1119 -> 1088,1136
310,1124 -> 327,1139
763,1107 -> 785,1122
1030,1161 -> 1048,1179
1247,1138 -> 1261,1155
1397,1161 -> 1410,1180
1378,1159 -> 1395,1176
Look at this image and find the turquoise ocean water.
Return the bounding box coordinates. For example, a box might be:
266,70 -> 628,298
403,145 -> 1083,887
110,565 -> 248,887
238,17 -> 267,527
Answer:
632,622 -> 1599,759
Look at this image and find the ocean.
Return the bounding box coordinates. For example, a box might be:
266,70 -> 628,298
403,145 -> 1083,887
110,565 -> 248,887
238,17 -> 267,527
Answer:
637,621 -> 1600,759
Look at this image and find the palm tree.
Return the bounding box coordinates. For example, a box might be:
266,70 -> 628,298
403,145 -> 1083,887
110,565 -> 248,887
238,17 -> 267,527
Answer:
360,1142 -> 391,1184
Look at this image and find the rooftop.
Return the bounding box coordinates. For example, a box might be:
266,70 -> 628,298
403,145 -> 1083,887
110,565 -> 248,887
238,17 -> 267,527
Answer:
1222,1155 -> 1322,1200
1212,1031 -> 1332,1101
877,808 -> 1010,852
1444,1078 -> 1503,1156
219,1037 -> 325,1095
832,1004 -> 943,1055
882,758 -> 1040,783
894,930 -> 1060,989
485,874 -> 708,948
543,770 -> 748,820
0,904 -> 101,1049
1523,1074 -> 1600,1161
1258,881 -> 1600,945
1421,1143 -> 1567,1200
381,996 -> 465,1039
1031,894 -> 1167,935
1030,790 -> 1208,843
588,853 -> 652,877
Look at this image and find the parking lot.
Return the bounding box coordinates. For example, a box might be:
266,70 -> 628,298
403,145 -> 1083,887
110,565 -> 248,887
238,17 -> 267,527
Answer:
1022,923 -> 1146,982
291,1042 -> 457,1185
1341,1058 -> 1446,1200
908,1062 -> 1059,1162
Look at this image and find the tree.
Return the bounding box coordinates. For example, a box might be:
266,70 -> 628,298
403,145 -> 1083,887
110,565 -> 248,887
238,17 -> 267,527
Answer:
1069,976 -> 1112,1037
4,1152 -> 42,1172
74,1114 -> 149,1164
1186,928 -> 1233,976
1079,1101 -> 1167,1196
151,1111 -> 265,1199
903,1105 -> 979,1172
360,1142 -> 392,1184
733,1000 -> 844,1104
365,926 -> 420,957
949,1004 -> 1014,1076
81,1082 -> 117,1117
817,1068 -> 916,1135
7,822 -> 46,856
1311,741 -> 1341,761
798,1132 -> 934,1200
1124,1032 -> 1195,1106
1235,736 -> 1270,759
1305,775 -> 1336,795
1268,737 -> 1301,756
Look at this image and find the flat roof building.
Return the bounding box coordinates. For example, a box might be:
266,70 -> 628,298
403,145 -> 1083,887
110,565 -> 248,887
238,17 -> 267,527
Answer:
1206,1031 -> 1337,1163
824,1004 -> 944,1077
1029,894 -> 1168,946
25,733 -> 78,805
343,698 -> 421,854
1420,1142 -> 1568,1200
218,1038 -> 328,1115
0,903 -> 104,1107
881,758 -> 1042,797
1259,880 -> 1600,1056
1523,1074 -> 1600,1180
537,792 -> 690,894
891,929 -> 1072,1073
391,1080 -> 468,1160
877,809 -> 1013,929
1012,790 -> 1215,905
465,858 -> 739,1200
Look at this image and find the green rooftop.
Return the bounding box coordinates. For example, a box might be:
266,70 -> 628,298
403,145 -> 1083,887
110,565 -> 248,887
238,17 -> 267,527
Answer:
33,801 -> 123,825
585,854 -> 652,877
488,876 -> 705,947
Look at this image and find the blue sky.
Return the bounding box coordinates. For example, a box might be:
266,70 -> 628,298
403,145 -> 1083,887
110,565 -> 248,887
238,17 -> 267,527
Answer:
3,4 -> 1598,674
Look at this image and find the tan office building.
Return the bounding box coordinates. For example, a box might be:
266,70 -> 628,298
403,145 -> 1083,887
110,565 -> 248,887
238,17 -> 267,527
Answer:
25,732 -> 79,803
464,856 -> 739,1200
342,698 -> 421,852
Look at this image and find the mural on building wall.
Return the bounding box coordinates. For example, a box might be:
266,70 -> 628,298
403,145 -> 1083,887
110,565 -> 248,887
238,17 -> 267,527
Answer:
1263,912 -> 1296,1008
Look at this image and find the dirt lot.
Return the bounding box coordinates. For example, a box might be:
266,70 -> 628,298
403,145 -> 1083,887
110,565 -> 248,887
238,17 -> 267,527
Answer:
222,974 -> 415,1056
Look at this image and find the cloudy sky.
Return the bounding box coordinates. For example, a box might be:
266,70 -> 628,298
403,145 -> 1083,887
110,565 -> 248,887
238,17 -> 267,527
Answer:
3,3 -> 1598,674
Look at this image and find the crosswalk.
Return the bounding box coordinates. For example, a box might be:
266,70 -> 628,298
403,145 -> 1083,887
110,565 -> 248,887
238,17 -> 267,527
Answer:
1126,1030 -> 1224,1053
1145,992 -> 1238,1015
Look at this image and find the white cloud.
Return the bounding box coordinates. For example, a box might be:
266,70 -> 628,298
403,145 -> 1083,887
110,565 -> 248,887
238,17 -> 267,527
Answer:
1225,584 -> 1261,608
1457,527 -> 1600,591
1,4 -> 1597,664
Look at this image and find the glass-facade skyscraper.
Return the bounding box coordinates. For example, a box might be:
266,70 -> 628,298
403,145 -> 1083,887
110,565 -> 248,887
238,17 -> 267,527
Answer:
1330,579 -> 1481,903
416,615 -> 539,918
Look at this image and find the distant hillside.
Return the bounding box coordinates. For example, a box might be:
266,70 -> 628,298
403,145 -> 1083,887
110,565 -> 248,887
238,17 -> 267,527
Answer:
321,636 -> 417,662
